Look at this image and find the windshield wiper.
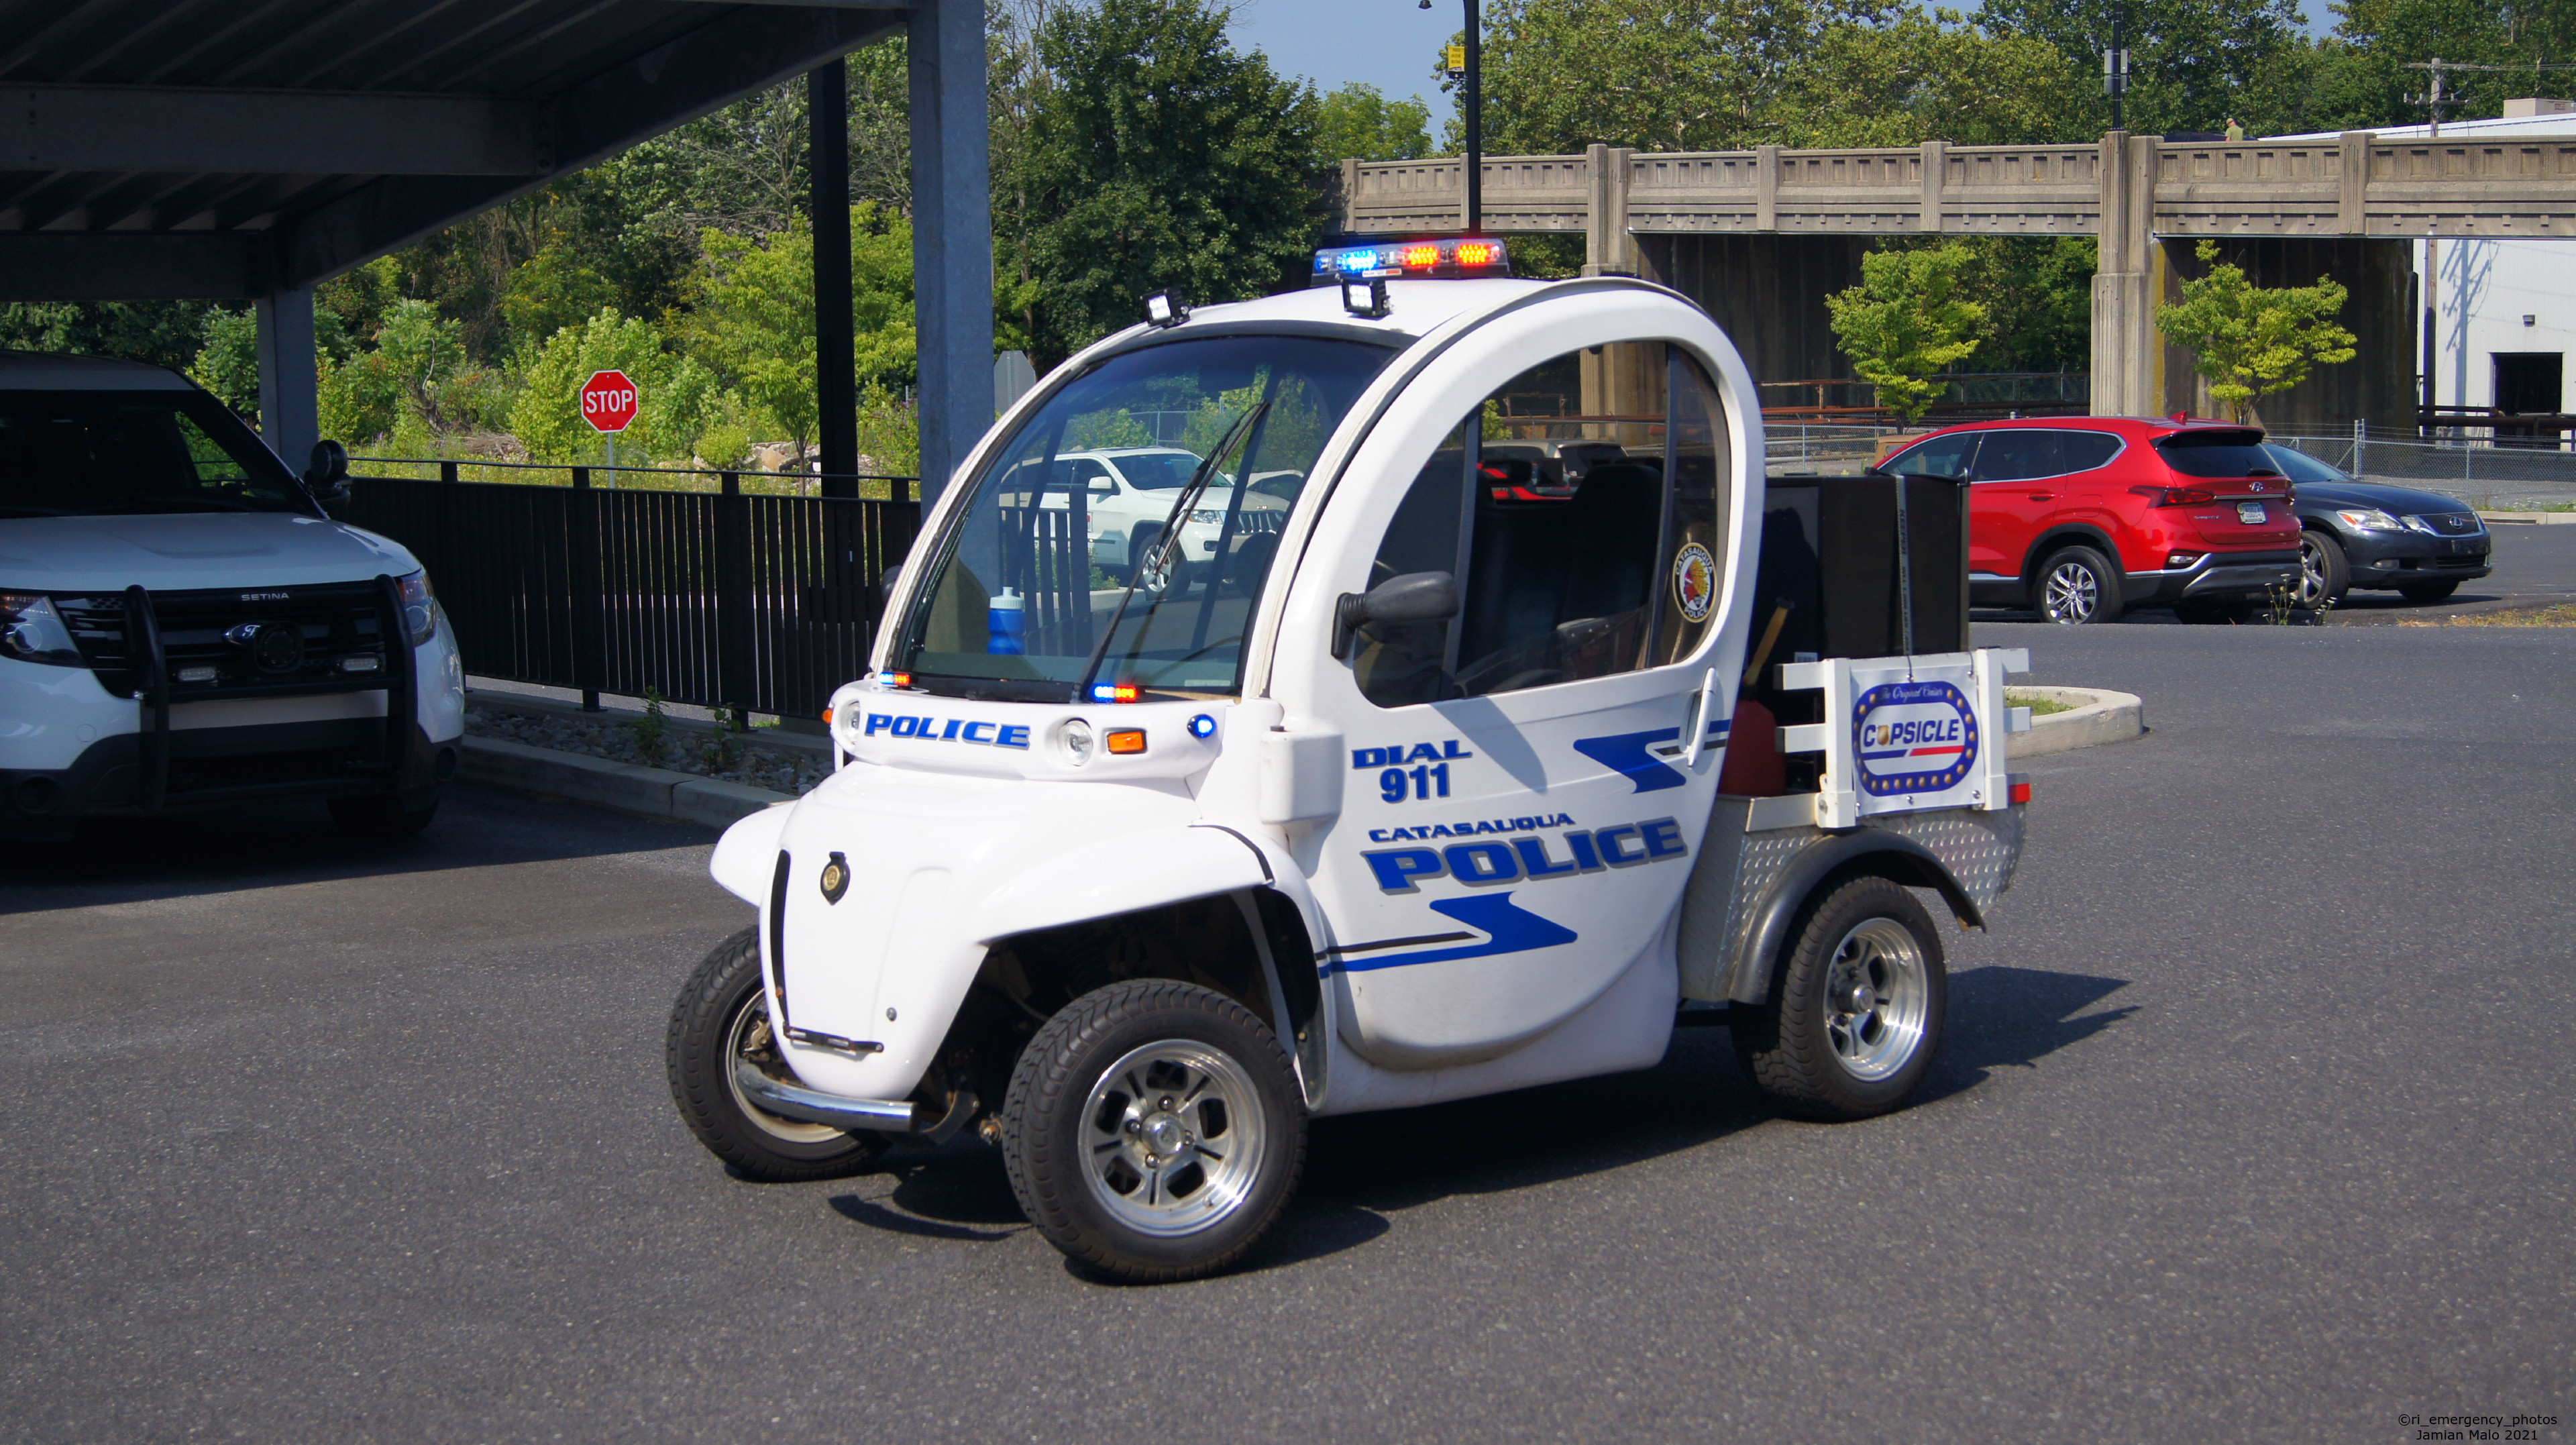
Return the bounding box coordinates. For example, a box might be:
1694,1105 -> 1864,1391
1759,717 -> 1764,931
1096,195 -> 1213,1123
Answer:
1074,400 -> 1270,698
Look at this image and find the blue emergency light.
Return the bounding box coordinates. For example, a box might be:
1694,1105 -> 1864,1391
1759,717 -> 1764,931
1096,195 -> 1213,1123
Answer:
1309,237 -> 1512,284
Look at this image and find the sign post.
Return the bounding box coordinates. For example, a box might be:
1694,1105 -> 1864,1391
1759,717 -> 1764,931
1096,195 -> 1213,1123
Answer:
580,369 -> 639,488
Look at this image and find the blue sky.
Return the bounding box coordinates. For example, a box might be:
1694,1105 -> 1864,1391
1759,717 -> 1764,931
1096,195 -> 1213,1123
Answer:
1226,0 -> 1462,136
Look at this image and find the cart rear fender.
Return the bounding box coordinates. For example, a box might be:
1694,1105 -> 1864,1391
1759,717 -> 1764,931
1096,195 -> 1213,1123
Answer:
1727,833 -> 1982,1005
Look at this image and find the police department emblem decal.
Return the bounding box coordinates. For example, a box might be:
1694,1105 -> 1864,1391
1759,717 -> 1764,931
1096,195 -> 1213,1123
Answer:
818,853 -> 850,904
1672,543 -> 1716,623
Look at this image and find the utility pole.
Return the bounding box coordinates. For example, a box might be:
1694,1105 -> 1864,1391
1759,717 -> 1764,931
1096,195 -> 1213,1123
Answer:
2404,58 -> 2457,438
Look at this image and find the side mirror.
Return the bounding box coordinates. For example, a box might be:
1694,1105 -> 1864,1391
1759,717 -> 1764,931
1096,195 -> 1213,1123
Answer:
1332,570 -> 1458,660
303,439 -> 351,499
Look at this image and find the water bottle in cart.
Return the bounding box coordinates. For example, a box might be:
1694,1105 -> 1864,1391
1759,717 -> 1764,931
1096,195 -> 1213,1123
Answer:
987,588 -> 1026,655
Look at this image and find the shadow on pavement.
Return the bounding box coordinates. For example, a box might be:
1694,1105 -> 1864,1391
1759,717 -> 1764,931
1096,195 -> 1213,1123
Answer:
1917,964 -> 2135,1104
809,965 -> 2136,1276
0,782 -> 710,917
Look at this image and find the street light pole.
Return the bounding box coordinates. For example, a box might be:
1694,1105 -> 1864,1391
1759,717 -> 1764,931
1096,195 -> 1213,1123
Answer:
1463,0 -> 1482,233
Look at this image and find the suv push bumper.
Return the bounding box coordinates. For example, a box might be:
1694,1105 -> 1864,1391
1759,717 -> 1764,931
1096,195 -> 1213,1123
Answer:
2125,549 -> 2301,604
0,720 -> 457,839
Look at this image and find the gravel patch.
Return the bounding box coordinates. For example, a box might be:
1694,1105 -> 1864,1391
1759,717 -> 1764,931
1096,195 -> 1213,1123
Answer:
464,706 -> 830,794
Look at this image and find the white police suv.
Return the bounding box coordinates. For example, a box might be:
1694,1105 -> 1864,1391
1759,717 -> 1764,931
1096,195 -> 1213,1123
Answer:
0,352 -> 464,840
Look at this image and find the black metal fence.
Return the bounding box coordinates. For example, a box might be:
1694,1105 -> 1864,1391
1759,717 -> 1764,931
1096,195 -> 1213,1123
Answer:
339,460 -> 922,720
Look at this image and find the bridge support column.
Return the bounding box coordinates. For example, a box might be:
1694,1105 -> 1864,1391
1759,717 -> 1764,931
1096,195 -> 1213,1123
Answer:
255,286 -> 317,472
2090,131 -> 2160,419
1581,143 -> 1635,276
908,0 -> 994,511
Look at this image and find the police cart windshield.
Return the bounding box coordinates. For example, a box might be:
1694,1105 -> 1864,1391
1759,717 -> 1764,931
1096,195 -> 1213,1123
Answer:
894,334 -> 1394,700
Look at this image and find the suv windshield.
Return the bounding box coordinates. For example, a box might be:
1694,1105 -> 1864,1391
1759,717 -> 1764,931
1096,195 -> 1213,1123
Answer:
2155,429 -> 2279,478
0,389 -> 305,517
896,334 -> 1395,700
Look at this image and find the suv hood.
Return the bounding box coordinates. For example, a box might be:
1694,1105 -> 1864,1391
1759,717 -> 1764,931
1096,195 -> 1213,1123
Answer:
2294,480 -> 2477,517
0,513 -> 421,593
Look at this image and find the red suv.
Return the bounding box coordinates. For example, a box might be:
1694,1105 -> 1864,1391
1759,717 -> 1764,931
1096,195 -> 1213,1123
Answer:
1878,418 -> 2305,623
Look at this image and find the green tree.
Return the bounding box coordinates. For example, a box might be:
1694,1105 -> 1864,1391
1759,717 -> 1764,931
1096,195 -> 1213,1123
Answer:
2154,239 -> 2357,423
0,301 -> 221,375
1974,0 -> 2308,137
1315,83 -> 1434,164
1010,0 -> 1322,364
193,308 -> 263,418
1465,0 -> 1899,155
1785,11 -> 2092,146
508,309 -> 715,465
1826,243 -> 1988,423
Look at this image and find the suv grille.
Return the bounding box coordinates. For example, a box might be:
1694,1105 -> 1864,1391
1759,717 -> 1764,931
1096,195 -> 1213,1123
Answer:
2417,513 -> 2480,535
56,583 -> 390,699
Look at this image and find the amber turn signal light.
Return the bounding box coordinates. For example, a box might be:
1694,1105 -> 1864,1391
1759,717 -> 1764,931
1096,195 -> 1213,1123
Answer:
1105,729 -> 1147,755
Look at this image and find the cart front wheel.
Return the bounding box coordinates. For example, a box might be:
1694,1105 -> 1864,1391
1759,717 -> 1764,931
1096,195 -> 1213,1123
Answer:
665,927 -> 888,1181
1002,980 -> 1305,1283
1735,875 -> 1947,1121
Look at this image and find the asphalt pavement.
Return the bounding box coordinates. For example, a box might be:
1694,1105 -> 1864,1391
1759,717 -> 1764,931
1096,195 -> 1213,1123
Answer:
4,621 -> 2571,1442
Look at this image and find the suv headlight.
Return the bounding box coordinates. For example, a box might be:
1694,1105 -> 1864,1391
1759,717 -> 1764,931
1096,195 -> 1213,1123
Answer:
0,593 -> 83,667
2334,509 -> 2404,533
1187,509 -> 1226,525
396,570 -> 437,646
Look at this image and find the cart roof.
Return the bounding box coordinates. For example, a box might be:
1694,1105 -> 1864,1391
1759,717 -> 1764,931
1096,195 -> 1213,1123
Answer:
1169,278 -> 1556,345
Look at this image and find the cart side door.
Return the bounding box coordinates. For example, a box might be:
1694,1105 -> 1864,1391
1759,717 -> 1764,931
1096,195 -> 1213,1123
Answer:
1298,342 -> 1740,1069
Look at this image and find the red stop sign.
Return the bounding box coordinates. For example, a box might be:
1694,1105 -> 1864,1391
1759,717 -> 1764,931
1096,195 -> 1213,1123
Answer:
580,370 -> 639,433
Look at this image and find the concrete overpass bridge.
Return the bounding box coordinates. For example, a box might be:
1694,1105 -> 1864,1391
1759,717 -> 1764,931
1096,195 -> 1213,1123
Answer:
1336,131 -> 2576,431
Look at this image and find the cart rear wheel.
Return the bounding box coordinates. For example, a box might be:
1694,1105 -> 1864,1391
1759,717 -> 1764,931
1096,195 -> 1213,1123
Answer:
665,927 -> 887,1181
1002,980 -> 1305,1283
1735,875 -> 1947,1122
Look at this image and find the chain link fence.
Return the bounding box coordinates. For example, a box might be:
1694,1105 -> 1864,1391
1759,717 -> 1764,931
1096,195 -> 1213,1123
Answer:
2266,429 -> 2576,510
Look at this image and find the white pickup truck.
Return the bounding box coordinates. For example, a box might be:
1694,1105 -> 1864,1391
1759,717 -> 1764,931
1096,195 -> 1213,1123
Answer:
665,249 -> 2032,1283
0,352 -> 464,839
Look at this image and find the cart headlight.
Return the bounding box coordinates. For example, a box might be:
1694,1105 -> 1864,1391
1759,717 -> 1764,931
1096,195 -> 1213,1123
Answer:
0,593 -> 83,667
396,570 -> 437,647
2334,509 -> 2404,533
1056,718 -> 1095,767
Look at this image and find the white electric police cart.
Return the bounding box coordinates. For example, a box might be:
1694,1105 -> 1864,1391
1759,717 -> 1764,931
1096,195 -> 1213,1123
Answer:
665,240 -> 2035,1282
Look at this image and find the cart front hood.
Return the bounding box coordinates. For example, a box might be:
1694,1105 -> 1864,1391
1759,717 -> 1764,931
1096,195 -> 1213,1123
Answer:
731,759 -> 1252,1100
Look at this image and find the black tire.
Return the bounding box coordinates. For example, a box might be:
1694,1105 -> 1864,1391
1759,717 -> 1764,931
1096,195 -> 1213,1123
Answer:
2035,545 -> 2123,625
665,926 -> 888,1181
2298,529 -> 2351,605
2400,579 -> 2459,603
328,786 -> 440,837
1733,875 -> 1948,1122
1002,979 -> 1305,1283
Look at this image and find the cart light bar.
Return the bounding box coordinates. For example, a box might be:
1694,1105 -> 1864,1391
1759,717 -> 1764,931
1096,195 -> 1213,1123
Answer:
1105,728 -> 1147,755
878,671 -> 912,689
1089,682 -> 1140,704
1309,236 -> 1513,284
2009,780 -> 2033,804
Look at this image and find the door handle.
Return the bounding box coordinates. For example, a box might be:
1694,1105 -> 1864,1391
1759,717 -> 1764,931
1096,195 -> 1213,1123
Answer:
2026,491 -> 2057,500
1684,666 -> 1721,767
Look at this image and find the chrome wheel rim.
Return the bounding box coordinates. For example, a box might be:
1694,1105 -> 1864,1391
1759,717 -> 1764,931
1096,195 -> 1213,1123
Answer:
2296,536 -> 2328,604
1079,1039 -> 1266,1238
1822,918 -> 1931,1083
2043,562 -> 2099,623
724,989 -> 847,1146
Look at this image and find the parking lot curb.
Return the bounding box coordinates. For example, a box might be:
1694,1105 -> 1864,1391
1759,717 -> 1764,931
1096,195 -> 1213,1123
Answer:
2478,511 -> 2576,525
2007,688 -> 2145,758
458,735 -> 794,828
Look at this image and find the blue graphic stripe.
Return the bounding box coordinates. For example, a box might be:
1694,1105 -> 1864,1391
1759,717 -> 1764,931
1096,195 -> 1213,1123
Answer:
1338,894 -> 1578,973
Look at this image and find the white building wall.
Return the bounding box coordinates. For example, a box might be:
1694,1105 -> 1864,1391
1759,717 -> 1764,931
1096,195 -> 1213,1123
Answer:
2279,111 -> 2576,431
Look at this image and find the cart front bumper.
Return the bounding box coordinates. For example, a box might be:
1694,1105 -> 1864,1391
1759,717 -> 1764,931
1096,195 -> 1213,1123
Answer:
733,1059 -> 927,1132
